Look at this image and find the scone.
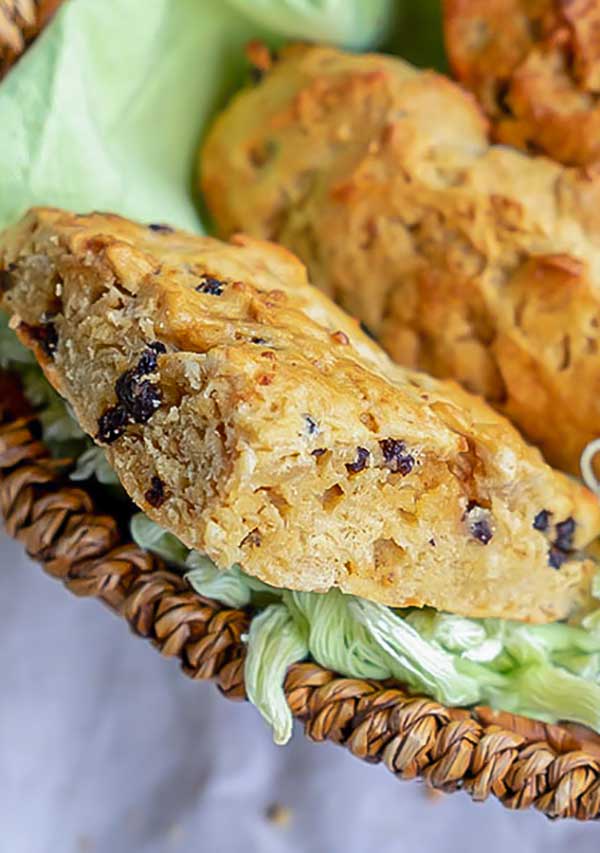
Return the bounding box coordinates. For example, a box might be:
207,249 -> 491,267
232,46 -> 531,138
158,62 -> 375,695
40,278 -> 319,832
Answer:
0,0 -> 63,79
200,43 -> 600,475
2,208 -> 599,622
443,0 -> 600,166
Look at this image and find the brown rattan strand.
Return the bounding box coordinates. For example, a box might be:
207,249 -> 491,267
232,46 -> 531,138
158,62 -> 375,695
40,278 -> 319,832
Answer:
3,378 -> 600,819
0,0 -> 63,78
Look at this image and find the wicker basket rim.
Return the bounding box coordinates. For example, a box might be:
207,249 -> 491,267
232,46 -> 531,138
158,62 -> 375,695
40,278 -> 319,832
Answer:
2,368 -> 600,821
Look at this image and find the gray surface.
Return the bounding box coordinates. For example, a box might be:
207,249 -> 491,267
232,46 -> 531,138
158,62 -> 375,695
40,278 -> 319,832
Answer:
1,531 -> 599,853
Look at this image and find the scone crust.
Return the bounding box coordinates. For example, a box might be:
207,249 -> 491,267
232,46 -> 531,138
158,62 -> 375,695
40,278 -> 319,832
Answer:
443,0 -> 600,167
201,43 -> 600,475
1,207 -> 599,622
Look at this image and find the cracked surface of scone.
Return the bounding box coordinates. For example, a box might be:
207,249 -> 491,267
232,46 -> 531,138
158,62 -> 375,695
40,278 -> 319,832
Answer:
200,43 -> 600,475
443,0 -> 600,167
2,208 -> 600,623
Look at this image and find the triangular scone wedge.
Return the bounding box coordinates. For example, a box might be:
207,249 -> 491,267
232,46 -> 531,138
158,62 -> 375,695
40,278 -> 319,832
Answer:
1,208 -> 599,622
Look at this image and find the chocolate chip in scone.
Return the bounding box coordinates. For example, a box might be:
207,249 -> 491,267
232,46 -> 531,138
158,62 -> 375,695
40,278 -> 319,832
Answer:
136,342 -> 166,375
196,275 -> 226,296
26,321 -> 59,357
115,366 -> 162,423
145,475 -> 166,508
346,447 -> 370,474
303,414 -> 319,436
251,337 -> 270,345
240,528 -> 262,548
464,502 -> 494,545
97,404 -> 128,444
471,518 -> 493,544
548,545 -> 568,570
115,368 -> 142,408
379,438 -> 414,475
128,380 -> 161,423
311,448 -> 326,457
148,223 -> 174,233
533,509 -> 551,531
554,517 -> 576,551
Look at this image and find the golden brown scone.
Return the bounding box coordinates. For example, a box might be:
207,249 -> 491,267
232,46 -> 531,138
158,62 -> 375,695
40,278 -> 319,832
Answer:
2,208 -> 599,623
201,43 -> 600,475
0,0 -> 63,79
443,0 -> 600,166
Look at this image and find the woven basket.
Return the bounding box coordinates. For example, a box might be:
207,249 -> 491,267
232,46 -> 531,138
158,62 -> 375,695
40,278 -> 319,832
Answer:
3,370 -> 600,820
4,2 -> 600,823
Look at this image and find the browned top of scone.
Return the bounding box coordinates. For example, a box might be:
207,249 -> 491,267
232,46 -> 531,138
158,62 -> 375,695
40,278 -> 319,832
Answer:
444,0 -> 600,166
200,43 -> 600,476
1,207 -> 599,622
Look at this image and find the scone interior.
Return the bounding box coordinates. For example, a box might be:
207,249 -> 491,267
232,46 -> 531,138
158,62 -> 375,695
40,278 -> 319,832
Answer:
1,207 -> 599,623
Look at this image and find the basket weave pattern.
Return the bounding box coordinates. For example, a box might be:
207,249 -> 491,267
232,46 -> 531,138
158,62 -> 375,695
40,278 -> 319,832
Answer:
3,373 -> 600,820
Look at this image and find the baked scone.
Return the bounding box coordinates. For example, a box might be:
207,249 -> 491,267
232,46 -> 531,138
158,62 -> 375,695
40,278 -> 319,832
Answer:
2,208 -> 599,622
443,0 -> 600,166
200,43 -> 600,475
0,0 -> 63,79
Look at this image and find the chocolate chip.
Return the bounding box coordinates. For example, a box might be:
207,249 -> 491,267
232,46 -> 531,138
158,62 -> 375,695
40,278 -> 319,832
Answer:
379,439 -> 414,475
251,337 -> 269,345
428,538 -> 436,547
196,275 -> 225,296
240,528 -> 261,548
311,448 -> 326,457
533,509 -> 551,532
27,322 -> 58,357
465,503 -> 494,545
128,380 -> 161,423
115,368 -> 140,407
145,475 -> 166,508
136,342 -> 165,375
346,447 -> 370,474
96,404 -> 128,444
554,517 -> 576,551
548,545 -> 568,570
148,223 -> 174,233
115,369 -> 161,423
304,414 -> 319,436
136,351 -> 158,375
471,519 -> 493,545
